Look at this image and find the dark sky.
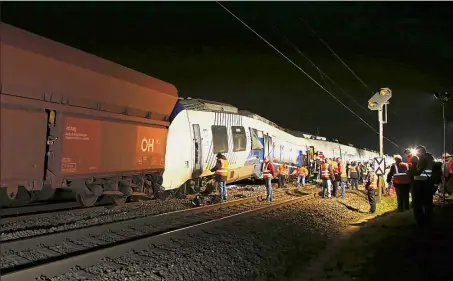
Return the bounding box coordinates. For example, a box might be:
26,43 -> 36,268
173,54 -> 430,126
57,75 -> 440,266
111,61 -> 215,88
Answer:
2,1 -> 452,156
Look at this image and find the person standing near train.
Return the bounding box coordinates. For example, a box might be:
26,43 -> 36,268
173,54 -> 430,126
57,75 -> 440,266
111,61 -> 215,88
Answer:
263,156 -> 275,201
277,162 -> 289,188
320,159 -> 334,198
349,161 -> 360,190
292,165 -> 308,188
210,153 -> 229,202
336,158 -> 347,198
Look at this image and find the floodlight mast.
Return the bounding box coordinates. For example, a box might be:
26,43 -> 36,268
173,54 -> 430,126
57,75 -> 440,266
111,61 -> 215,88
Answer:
368,88 -> 392,202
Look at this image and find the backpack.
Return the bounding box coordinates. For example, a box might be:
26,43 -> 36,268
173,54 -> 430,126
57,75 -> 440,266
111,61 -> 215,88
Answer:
430,162 -> 443,184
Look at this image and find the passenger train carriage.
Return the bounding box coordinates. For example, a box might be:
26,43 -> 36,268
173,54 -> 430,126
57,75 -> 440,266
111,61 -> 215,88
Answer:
162,98 -> 392,193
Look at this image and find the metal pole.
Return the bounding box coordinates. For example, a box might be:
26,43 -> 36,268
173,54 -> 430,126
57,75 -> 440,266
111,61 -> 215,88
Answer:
378,107 -> 384,202
442,102 -> 447,204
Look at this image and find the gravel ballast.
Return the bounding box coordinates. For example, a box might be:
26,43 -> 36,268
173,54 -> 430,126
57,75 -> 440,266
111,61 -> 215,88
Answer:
33,188 -> 396,281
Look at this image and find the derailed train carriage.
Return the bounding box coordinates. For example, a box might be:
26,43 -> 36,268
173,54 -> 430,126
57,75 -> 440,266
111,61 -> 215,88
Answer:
162,98 -> 392,194
0,23 -> 179,207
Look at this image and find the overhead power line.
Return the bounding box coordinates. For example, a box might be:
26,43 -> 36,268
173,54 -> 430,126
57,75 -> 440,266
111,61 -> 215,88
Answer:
274,28 -> 372,116
299,16 -> 401,119
216,2 -> 399,148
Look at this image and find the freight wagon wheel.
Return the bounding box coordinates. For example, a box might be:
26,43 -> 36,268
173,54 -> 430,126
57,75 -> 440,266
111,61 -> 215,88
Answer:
110,196 -> 127,206
75,192 -> 98,207
0,186 -> 19,207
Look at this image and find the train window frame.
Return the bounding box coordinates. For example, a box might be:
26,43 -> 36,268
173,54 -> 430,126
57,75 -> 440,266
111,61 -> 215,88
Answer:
211,125 -> 229,154
231,126 -> 247,152
250,128 -> 263,150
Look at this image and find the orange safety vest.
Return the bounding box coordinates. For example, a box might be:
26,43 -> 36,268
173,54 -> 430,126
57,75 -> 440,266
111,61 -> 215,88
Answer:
215,159 -> 229,177
350,166 -> 357,173
392,162 -> 410,184
278,164 -> 289,175
263,161 -> 273,179
339,163 -> 347,178
321,163 -> 330,179
332,162 -> 339,174
448,158 -> 453,174
296,167 -> 308,176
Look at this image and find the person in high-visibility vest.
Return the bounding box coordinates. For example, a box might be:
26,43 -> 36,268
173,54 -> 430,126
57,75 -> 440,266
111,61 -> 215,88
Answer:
386,155 -> 410,212
277,162 -> 289,188
263,156 -> 275,201
320,159 -> 334,198
336,158 -> 347,198
410,145 -> 435,226
365,170 -> 378,213
291,165 -> 308,188
210,153 -> 229,202
349,161 -> 360,190
330,159 -> 339,197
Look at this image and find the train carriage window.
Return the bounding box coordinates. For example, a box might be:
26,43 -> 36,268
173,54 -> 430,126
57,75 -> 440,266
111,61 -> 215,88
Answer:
231,126 -> 247,152
211,125 -> 229,153
250,128 -> 263,150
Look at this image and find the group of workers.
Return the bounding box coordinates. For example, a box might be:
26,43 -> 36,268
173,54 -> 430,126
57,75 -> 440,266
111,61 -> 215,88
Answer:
210,147 -> 453,225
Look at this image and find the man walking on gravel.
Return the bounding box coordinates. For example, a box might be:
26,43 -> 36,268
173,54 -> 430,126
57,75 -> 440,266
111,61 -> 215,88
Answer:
263,156 -> 275,202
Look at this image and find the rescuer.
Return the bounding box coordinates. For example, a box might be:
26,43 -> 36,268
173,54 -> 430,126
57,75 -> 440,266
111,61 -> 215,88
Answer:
331,159 -> 339,197
365,169 -> 377,213
387,155 -> 410,212
292,165 -> 308,188
263,156 -> 275,201
410,145 -> 436,226
336,158 -> 347,198
346,160 -> 351,188
320,159 -> 334,199
349,161 -> 360,190
404,149 -> 417,167
440,153 -> 453,197
210,153 -> 229,202
277,162 -> 289,188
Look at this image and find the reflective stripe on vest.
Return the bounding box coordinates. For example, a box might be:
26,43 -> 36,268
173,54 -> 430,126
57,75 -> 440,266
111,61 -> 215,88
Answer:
263,162 -> 273,179
392,163 -> 410,184
414,170 -> 432,181
215,159 -> 229,177
321,163 -> 330,179
350,166 -> 357,173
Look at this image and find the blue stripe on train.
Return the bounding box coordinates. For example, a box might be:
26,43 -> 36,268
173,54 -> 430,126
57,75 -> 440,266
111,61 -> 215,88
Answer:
169,100 -> 185,123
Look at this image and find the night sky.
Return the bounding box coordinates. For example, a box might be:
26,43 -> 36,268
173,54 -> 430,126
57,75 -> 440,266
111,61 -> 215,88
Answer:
2,1 -> 452,156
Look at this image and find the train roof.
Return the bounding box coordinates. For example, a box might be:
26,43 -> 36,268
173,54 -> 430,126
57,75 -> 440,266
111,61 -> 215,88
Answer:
177,98 -> 385,154
1,23 -> 178,122
179,97 -> 239,113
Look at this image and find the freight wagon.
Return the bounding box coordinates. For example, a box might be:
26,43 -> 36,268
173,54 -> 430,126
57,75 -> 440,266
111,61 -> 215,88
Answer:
0,23 -> 178,207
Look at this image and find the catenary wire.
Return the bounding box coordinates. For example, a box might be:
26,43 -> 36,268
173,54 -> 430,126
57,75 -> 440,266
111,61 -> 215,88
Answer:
299,16 -> 401,118
275,28 -> 372,116
216,2 -> 399,148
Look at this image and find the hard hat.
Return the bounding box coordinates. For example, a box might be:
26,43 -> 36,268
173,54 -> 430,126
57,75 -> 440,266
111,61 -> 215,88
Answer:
393,154 -> 402,160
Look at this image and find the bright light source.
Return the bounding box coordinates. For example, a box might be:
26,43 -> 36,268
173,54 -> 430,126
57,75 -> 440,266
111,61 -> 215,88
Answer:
410,148 -> 417,155
380,88 -> 391,96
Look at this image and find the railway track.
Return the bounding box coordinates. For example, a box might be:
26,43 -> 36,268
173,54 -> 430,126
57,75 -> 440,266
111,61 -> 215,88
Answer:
1,189 -> 315,281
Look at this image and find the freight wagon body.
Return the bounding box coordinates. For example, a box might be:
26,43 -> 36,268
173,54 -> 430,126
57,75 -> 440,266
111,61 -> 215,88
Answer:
0,23 -> 178,206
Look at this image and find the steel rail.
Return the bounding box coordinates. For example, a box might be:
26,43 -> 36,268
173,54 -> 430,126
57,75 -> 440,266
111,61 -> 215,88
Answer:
1,194 -> 313,281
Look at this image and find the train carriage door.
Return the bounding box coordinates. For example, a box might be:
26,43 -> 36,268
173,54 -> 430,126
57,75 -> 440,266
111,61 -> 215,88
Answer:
192,124 -> 203,173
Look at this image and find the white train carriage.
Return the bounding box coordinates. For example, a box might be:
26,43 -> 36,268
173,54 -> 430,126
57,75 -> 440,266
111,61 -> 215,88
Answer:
162,98 -> 390,193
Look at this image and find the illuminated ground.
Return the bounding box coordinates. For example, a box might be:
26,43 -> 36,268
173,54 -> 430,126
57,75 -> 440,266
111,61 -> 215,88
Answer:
302,198 -> 453,281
